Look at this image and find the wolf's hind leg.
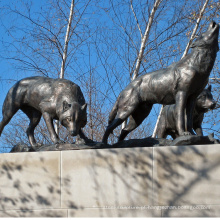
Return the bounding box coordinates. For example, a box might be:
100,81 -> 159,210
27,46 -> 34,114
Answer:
118,103 -> 153,141
0,102 -> 19,136
155,117 -> 167,139
156,128 -> 167,139
102,106 -> 136,144
102,118 -> 124,144
102,92 -> 140,144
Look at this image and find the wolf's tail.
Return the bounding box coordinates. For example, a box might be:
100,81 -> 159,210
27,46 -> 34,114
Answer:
108,96 -> 120,125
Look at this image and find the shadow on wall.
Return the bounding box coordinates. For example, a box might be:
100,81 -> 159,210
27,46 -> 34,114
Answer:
61,147 -> 154,217
61,145 -> 220,217
155,145 -> 220,217
91,148 -> 154,217
0,145 -> 220,217
0,152 -> 66,217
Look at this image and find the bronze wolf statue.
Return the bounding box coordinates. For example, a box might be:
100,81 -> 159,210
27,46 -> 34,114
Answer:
0,76 -> 88,149
103,21 -> 219,144
156,85 -> 216,139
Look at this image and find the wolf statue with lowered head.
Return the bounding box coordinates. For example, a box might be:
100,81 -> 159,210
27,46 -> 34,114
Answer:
102,21 -> 219,144
0,76 -> 88,150
155,85 -> 216,139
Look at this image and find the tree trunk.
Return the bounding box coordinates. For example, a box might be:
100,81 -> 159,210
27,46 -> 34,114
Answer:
55,0 -> 75,135
132,0 -> 162,80
60,0 -> 75,78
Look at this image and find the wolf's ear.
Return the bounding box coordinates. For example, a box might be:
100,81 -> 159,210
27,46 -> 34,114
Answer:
208,85 -> 212,91
63,101 -> 71,112
81,103 -> 87,112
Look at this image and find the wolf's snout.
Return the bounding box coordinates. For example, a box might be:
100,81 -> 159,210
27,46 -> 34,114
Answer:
210,20 -> 219,31
212,21 -> 216,28
70,131 -> 77,136
208,21 -> 219,32
211,101 -> 216,109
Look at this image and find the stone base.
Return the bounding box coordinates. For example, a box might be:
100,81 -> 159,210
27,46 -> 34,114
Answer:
1,144 -> 220,217
10,133 -> 219,153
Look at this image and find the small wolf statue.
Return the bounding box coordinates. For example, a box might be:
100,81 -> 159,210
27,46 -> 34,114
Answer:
0,76 -> 88,149
156,85 -> 216,139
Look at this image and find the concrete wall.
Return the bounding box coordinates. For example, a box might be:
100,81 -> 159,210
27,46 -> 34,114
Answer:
0,144 -> 220,217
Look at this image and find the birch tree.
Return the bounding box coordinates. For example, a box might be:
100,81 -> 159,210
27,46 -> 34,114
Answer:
131,0 -> 163,80
55,0 -> 75,134
60,0 -> 75,79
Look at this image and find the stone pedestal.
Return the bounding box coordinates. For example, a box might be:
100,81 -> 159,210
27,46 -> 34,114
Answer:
0,144 -> 220,217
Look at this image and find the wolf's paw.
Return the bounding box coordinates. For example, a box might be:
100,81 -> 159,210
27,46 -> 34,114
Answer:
85,138 -> 94,144
75,137 -> 86,145
183,131 -> 192,136
35,143 -> 43,147
29,143 -> 43,151
188,129 -> 196,135
55,140 -> 65,144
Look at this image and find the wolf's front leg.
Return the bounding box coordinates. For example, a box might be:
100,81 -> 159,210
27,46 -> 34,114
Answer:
75,129 -> 93,144
175,91 -> 191,136
186,96 -> 196,135
42,112 -> 61,144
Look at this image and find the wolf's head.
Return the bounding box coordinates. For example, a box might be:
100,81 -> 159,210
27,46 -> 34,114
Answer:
190,21 -> 219,51
196,85 -> 216,113
59,101 -> 87,136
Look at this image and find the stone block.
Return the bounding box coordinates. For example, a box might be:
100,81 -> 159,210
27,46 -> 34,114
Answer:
61,148 -> 154,210
0,151 -> 61,211
0,209 -> 67,217
68,207 -> 161,217
0,143 -> 220,217
153,144 -> 220,206
162,205 -> 220,217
